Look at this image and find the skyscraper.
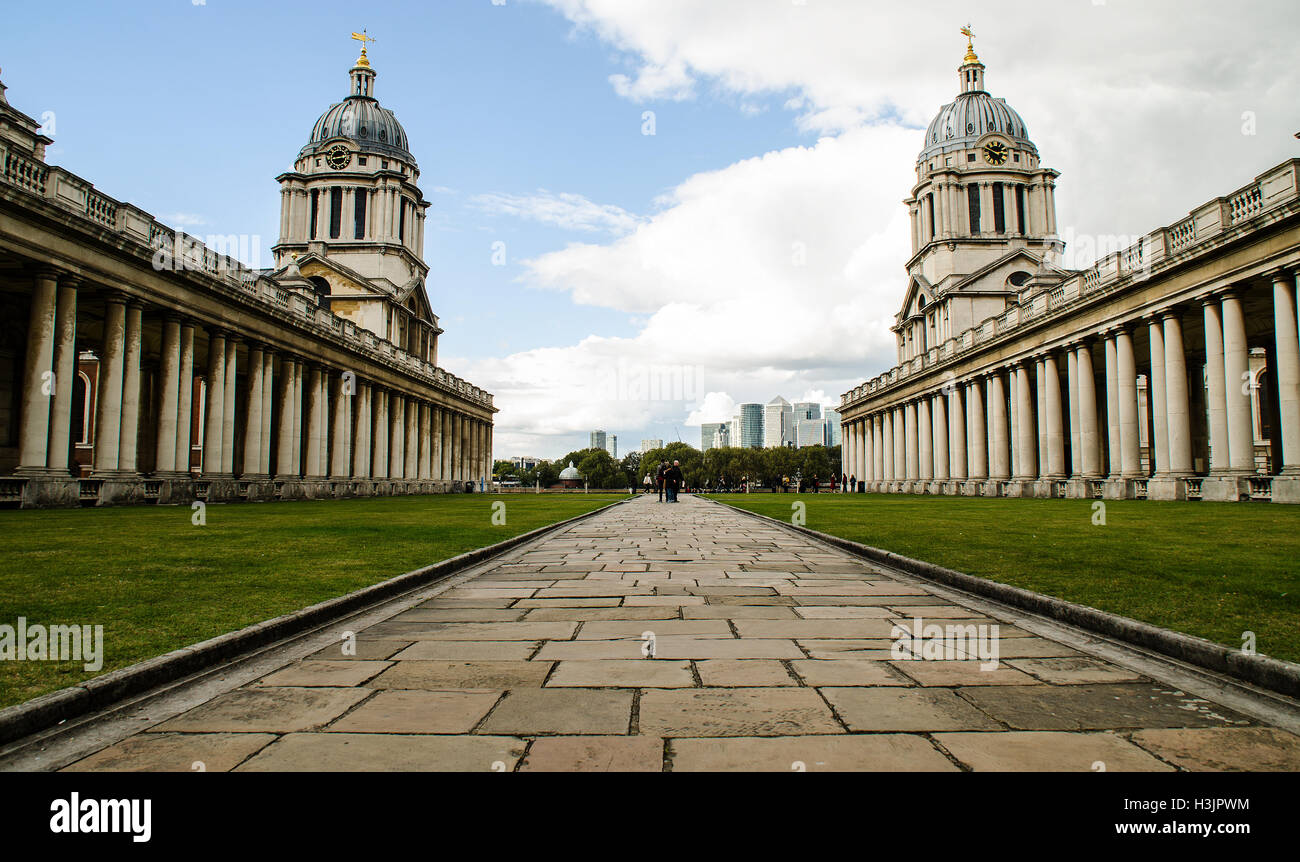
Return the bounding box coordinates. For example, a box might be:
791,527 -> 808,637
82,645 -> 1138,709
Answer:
641,439 -> 663,453
609,435 -> 617,459
738,404 -> 764,449
824,408 -> 842,447
701,423 -> 729,452
793,402 -> 822,421
765,397 -> 793,448
590,430 -> 607,451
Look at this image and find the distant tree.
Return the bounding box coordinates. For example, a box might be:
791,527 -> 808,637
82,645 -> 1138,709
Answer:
493,459 -> 517,481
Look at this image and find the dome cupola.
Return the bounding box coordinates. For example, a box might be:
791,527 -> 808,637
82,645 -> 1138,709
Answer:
300,33 -> 414,165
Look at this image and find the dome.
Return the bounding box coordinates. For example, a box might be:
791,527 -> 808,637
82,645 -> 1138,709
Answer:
305,98 -> 412,162
301,60 -> 415,164
919,92 -> 1036,164
558,462 -> 582,480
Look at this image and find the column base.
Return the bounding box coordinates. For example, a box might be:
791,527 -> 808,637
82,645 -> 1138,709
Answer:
1102,478 -> 1136,500
1145,476 -> 1187,501
1066,478 -> 1105,499
1004,480 -> 1036,498
1200,475 -> 1249,502
1270,475 -> 1300,503
962,479 -> 986,496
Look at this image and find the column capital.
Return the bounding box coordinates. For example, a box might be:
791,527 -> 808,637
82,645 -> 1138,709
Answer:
100,289 -> 132,306
1264,266 -> 1295,285
1158,305 -> 1188,322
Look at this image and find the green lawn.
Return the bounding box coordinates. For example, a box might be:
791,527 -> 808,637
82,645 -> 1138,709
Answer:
0,494 -> 628,708
707,493 -> 1300,664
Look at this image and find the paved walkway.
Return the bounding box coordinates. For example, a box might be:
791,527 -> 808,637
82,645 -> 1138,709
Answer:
42,495 -> 1300,771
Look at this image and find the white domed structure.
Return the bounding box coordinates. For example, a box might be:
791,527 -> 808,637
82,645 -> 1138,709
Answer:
271,38 -> 441,365
894,31 -> 1065,366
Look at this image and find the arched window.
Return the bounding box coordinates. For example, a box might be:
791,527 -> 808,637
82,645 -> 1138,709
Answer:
308,276 -> 331,310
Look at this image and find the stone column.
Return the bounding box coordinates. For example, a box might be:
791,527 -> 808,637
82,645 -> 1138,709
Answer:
861,419 -> 873,485
47,277 -> 80,473
881,411 -> 894,483
1163,312 -> 1193,475
1116,326 -> 1141,477
968,379 -> 988,480
202,330 -> 226,476
1035,357 -> 1048,477
418,404 -> 431,480
904,400 -> 919,483
1104,333 -> 1120,475
353,383 -> 372,479
932,393 -> 949,481
305,364 -> 324,478
16,270 -> 59,471
431,406 -> 443,481
390,394 -> 406,480
405,399 -> 419,480
291,360 -> 304,476
845,421 -> 856,483
892,406 -> 906,483
988,371 -> 1010,480
175,321 -> 195,474
1044,352 -> 1065,478
1274,273 -> 1300,472
242,344 -> 265,476
1147,318 -> 1170,475
1076,342 -> 1101,477
216,336 -> 235,475
1066,347 -> 1080,476
276,357 -> 296,477
330,372 -> 351,478
442,409 -> 455,481
372,388 -> 389,479
918,398 -> 933,483
462,411 -> 472,482
117,302 -> 144,473
949,385 -> 967,481
1202,298 -> 1229,472
1221,290 -> 1254,472
260,351 -> 274,476
317,371 -> 330,477
1014,363 -> 1036,480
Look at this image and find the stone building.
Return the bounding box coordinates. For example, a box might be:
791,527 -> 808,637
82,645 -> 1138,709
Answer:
840,37 -> 1300,503
0,42 -> 496,508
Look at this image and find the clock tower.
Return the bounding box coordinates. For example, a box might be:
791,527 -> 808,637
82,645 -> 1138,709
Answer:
895,31 -> 1065,363
272,34 -> 441,364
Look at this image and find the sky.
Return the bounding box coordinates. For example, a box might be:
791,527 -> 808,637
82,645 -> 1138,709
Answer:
4,0 -> 1298,460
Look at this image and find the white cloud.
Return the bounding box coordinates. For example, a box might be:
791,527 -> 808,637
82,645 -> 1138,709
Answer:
478,0 -> 1300,457
472,190 -> 642,235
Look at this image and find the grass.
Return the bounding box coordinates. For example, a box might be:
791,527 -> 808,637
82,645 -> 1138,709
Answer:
0,493 -> 628,709
706,493 -> 1300,664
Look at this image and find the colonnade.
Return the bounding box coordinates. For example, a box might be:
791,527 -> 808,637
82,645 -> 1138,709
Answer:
842,272 -> 1300,497
12,272 -> 494,494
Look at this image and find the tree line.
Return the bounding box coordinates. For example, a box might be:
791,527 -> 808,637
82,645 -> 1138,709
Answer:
494,442 -> 843,491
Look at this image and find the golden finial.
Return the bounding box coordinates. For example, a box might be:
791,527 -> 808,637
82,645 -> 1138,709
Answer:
961,25 -> 980,64
351,30 -> 376,68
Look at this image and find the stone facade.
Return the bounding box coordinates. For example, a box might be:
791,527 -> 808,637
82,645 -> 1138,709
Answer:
0,50 -> 495,508
840,45 -> 1300,503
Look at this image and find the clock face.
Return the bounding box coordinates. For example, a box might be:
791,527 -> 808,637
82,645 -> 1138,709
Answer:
325,145 -> 351,170
983,141 -> 1009,166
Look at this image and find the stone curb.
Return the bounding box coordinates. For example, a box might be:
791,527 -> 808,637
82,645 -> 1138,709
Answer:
0,495 -> 633,747
707,496 -> 1300,699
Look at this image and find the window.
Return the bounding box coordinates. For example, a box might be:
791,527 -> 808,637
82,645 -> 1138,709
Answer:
358,157 -> 367,166
1009,271 -> 1032,288
329,187 -> 343,239
1016,185 -> 1027,234
309,189 -> 319,240
967,153 -> 976,163
967,185 -> 981,234
399,198 -> 407,243
993,182 -> 1006,234
926,194 -> 935,240
354,188 -> 367,240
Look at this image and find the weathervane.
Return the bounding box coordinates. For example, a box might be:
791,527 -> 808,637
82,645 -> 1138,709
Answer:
351,29 -> 376,67
961,25 -> 980,64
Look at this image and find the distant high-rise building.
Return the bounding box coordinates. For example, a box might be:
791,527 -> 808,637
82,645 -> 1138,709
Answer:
701,423 -> 730,452
738,404 -> 764,449
765,397 -> 793,448
512,456 -> 543,471
793,402 -> 822,421
641,439 -> 663,453
609,435 -> 617,459
590,430 -> 607,451
824,408 -> 842,447
795,418 -> 827,448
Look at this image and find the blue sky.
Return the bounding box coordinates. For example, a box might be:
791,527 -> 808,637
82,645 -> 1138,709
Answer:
5,1 -> 1298,459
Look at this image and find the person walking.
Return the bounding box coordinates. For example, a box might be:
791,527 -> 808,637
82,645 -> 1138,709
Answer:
643,472 -> 653,495
665,460 -> 683,503
656,461 -> 667,502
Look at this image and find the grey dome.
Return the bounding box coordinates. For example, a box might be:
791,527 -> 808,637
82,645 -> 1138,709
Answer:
303,96 -> 413,163
559,462 -> 581,480
919,92 -> 1036,163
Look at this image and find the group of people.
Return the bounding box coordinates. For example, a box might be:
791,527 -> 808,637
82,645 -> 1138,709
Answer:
643,460 -> 685,503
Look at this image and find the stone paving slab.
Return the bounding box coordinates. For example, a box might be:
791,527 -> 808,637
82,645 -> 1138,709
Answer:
46,494 -> 1300,772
